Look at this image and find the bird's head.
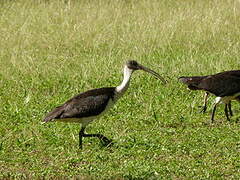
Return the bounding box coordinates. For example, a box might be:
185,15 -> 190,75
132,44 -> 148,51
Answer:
126,60 -> 141,70
179,76 -> 205,90
126,60 -> 166,84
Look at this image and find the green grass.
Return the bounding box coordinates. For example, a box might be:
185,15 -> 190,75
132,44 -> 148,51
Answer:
0,0 -> 240,179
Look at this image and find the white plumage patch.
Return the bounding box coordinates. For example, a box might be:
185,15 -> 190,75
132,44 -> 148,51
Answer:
214,92 -> 240,105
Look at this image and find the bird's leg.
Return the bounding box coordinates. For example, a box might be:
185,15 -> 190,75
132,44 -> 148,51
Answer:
224,104 -> 230,121
79,127 -> 86,149
79,127 -> 112,148
200,92 -> 209,113
79,127 -> 112,149
211,104 -> 217,123
211,97 -> 221,123
82,133 -> 113,146
228,102 -> 233,116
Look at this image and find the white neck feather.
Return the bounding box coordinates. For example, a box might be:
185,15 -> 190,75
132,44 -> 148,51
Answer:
116,65 -> 133,97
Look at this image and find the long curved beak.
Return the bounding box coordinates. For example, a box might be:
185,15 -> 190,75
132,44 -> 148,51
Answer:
139,65 -> 166,84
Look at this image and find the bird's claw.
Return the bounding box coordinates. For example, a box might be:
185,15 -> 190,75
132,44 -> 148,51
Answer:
199,106 -> 207,113
100,137 -> 113,147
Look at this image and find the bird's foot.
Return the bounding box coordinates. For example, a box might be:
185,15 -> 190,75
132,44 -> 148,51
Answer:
199,106 -> 207,113
100,136 -> 114,147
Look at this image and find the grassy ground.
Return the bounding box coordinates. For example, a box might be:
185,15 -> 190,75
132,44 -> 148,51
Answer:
0,0 -> 240,179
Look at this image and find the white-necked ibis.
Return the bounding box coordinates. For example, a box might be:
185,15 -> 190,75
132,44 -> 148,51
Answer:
179,70 -> 240,122
43,60 -> 166,148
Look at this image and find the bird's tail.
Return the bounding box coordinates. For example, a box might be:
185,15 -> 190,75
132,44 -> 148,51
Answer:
42,105 -> 64,123
179,76 -> 207,90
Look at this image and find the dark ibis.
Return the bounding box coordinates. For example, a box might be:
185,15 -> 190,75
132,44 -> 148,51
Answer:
43,60 -> 166,149
179,70 -> 240,122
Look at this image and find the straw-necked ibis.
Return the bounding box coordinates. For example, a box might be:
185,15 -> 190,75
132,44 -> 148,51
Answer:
179,70 -> 240,122
43,60 -> 166,148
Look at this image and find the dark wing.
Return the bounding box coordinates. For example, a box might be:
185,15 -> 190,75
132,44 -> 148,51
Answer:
215,70 -> 240,77
43,105 -> 65,122
198,75 -> 240,97
43,87 -> 115,122
60,94 -> 111,118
